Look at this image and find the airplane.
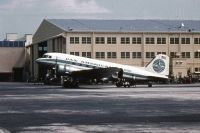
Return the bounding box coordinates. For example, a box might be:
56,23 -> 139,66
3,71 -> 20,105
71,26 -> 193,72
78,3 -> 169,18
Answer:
36,52 -> 169,88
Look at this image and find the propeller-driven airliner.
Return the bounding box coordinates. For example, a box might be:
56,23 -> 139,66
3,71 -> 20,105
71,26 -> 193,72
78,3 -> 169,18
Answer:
36,53 -> 169,88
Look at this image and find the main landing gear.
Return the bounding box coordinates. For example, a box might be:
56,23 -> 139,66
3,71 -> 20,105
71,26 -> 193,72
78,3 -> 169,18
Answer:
62,76 -> 79,88
116,79 -> 136,88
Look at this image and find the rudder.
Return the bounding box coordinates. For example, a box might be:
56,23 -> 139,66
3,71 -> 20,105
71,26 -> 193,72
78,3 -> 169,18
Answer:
145,54 -> 169,76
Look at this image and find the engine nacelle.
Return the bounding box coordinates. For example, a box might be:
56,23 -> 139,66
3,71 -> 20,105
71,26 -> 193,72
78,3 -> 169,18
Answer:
56,65 -> 70,76
118,69 -> 123,79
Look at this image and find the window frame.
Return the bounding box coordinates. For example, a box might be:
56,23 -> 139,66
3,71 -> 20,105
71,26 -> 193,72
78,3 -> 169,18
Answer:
145,37 -> 155,44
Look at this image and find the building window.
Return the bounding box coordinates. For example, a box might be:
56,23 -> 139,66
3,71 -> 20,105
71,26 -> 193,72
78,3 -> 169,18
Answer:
107,52 -> 117,59
75,37 -> 79,44
132,52 -> 142,58
107,37 -> 116,44
132,37 -> 142,44
195,67 -> 200,72
82,37 -> 91,44
82,37 -> 86,44
146,52 -> 155,58
157,52 -> 166,55
121,37 -> 130,44
70,52 -> 79,56
3,41 -> 8,47
19,41 -> 24,47
82,52 -> 91,58
38,42 -> 47,57
38,44 -> 47,51
96,52 -> 105,59
194,38 -> 200,44
9,41 -> 13,47
70,37 -> 79,44
181,38 -> 190,44
170,52 -> 180,58
170,37 -> 179,44
95,37 -> 105,44
181,52 -> 190,58
145,37 -> 155,44
0,41 -> 25,47
194,52 -> 200,58
38,46 -> 43,51
121,52 -> 130,59
14,41 -> 18,47
157,37 -> 166,44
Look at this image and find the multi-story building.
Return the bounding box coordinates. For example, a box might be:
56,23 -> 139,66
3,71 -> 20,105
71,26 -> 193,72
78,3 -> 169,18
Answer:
0,33 -> 32,81
29,19 -> 200,80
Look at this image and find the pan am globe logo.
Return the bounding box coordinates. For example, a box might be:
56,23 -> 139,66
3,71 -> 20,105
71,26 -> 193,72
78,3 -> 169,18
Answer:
152,59 -> 165,73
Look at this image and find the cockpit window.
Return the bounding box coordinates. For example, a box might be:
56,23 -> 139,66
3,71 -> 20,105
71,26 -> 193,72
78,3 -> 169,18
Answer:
43,55 -> 52,58
43,55 -> 48,58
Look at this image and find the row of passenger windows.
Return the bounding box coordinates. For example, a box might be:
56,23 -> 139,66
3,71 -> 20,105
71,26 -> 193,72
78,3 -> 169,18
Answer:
0,41 -> 25,47
70,52 -> 200,59
70,37 -> 200,44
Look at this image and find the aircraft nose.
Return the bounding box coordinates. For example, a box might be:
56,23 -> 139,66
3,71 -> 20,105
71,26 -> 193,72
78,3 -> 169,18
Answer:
35,58 -> 41,64
35,58 -> 49,66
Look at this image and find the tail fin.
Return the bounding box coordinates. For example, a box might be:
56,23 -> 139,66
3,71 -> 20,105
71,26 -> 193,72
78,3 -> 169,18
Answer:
145,54 -> 169,76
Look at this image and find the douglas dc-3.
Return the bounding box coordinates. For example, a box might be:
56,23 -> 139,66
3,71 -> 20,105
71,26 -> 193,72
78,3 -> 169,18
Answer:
36,53 -> 169,88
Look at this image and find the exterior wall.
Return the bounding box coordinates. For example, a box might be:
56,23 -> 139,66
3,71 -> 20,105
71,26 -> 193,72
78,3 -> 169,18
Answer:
25,34 -> 33,46
0,34 -> 31,81
0,47 -> 25,81
64,32 -> 200,78
0,48 -> 25,73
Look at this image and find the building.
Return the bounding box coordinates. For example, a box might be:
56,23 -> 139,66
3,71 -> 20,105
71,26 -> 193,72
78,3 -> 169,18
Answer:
29,19 -> 200,80
0,33 -> 32,81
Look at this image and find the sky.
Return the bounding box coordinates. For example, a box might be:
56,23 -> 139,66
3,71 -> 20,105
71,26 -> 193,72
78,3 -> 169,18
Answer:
0,0 -> 200,39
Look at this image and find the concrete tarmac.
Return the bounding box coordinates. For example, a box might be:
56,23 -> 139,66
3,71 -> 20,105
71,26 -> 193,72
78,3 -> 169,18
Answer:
0,82 -> 200,133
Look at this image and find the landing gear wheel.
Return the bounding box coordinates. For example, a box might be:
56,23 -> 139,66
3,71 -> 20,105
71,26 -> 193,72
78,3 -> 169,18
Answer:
123,81 -> 130,88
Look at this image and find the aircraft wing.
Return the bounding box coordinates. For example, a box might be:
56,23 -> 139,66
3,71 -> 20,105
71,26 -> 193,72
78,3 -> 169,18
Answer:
70,67 -> 121,80
147,75 -> 168,81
